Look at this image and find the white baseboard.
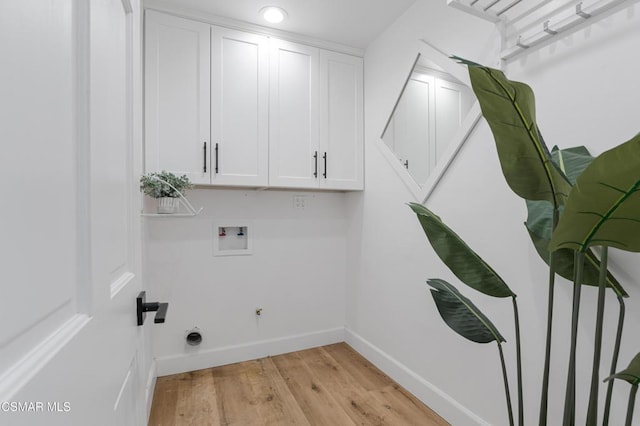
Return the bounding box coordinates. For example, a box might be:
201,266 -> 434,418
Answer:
345,328 -> 490,426
155,327 -> 345,376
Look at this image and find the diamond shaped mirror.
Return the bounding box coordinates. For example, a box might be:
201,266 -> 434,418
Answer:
381,40 -> 481,202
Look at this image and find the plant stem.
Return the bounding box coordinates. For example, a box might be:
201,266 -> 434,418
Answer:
513,297 -> 524,426
586,247 -> 608,426
563,251 -> 585,426
625,384 -> 638,426
603,296 -> 626,425
539,209 -> 559,426
539,255 -> 555,426
499,342 -> 515,426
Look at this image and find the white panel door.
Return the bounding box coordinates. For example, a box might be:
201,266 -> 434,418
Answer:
0,0 -> 78,386
145,10 -> 211,184
394,74 -> 435,186
319,51 -> 364,190
211,27 -> 268,186
434,78 -> 473,167
269,39 -> 319,188
0,1 -> 147,425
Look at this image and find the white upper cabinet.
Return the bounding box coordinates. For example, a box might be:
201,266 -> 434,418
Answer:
269,40 -> 363,190
145,11 -> 363,190
210,27 -> 269,186
145,12 -> 268,187
268,39 -> 320,189
145,10 -> 211,184
319,50 -> 364,190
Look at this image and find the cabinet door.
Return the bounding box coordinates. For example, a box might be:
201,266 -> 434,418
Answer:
144,11 -> 210,184
211,27 -> 268,186
269,39 -> 319,188
319,51 -> 364,190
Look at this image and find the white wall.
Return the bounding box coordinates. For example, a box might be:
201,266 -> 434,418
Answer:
347,1 -> 640,425
144,188 -> 347,375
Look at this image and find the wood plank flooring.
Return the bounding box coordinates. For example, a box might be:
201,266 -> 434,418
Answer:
148,343 -> 449,426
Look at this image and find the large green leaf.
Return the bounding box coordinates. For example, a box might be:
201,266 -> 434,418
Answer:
453,56 -> 572,208
427,279 -> 505,344
525,199 -> 556,239
605,352 -> 640,385
526,226 -> 628,297
526,144 -> 593,239
524,144 -> 627,296
526,144 -> 595,235
549,133 -> 640,252
409,203 -> 515,298
551,145 -> 594,185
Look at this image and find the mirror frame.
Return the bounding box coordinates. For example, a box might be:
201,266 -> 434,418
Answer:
378,39 -> 482,203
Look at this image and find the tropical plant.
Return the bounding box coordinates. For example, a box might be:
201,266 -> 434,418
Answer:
411,204 -> 519,425
549,132 -> 640,425
140,170 -> 193,198
448,57 -> 574,425
411,57 -> 640,426
428,278 -> 515,425
523,146 -> 629,425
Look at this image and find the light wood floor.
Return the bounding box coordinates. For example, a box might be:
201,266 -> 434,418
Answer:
148,343 -> 448,426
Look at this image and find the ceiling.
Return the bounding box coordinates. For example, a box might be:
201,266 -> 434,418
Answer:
146,0 -> 418,49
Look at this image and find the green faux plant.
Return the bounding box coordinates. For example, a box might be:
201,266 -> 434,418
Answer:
140,171 -> 193,198
410,203 -> 519,426
410,57 -> 640,426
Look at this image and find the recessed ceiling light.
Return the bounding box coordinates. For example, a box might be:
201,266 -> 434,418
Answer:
260,6 -> 287,24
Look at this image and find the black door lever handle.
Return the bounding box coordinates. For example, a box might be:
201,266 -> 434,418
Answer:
137,291 -> 169,326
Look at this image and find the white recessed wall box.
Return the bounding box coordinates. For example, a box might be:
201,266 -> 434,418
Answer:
213,221 -> 253,256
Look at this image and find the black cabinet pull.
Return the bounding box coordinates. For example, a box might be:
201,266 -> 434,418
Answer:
404,159 -> 409,169
313,151 -> 318,178
215,143 -> 219,174
203,142 -> 207,173
323,152 -> 327,178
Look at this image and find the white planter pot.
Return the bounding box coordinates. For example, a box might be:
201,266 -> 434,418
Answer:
157,197 -> 179,214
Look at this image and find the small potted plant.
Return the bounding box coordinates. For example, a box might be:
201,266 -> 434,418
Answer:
140,171 -> 193,214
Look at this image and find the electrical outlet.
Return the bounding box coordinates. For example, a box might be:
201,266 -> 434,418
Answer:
293,195 -> 305,210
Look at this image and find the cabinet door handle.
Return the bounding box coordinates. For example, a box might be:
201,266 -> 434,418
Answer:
313,151 -> 318,178
404,159 -> 409,169
215,143 -> 219,174
203,142 -> 207,173
323,152 -> 327,179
